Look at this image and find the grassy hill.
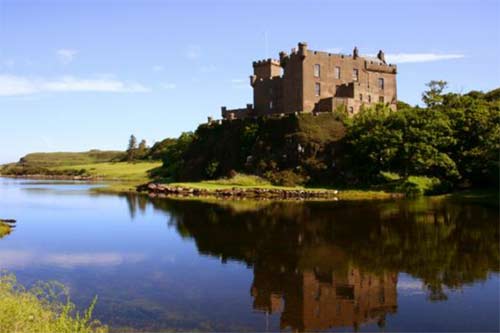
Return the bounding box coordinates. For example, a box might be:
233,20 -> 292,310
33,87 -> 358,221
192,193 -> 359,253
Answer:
17,150 -> 125,167
0,150 -> 160,185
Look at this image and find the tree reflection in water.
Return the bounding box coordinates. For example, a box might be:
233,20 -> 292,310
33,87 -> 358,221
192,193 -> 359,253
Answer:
122,195 -> 499,331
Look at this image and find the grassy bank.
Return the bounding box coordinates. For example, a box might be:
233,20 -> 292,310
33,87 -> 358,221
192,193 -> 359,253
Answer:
164,174 -> 397,200
0,273 -> 107,333
1,150 -> 161,193
49,161 -> 161,182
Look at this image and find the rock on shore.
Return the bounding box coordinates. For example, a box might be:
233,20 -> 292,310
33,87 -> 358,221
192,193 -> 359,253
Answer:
137,183 -> 339,200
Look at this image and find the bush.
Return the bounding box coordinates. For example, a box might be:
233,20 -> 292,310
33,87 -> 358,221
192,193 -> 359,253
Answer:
204,173 -> 271,187
398,176 -> 443,196
264,170 -> 309,187
0,273 -> 107,333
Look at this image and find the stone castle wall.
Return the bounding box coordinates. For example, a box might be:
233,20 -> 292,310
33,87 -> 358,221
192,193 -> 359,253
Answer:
221,42 -> 398,119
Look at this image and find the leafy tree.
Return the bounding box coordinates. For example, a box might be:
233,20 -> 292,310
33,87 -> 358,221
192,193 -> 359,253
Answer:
422,80 -> 447,108
346,102 -> 458,182
161,132 -> 195,179
441,92 -> 500,185
138,139 -> 147,151
126,135 -> 138,161
137,139 -> 148,159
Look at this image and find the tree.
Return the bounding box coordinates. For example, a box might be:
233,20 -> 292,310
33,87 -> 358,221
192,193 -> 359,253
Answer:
422,80 -> 448,108
441,92 -> 500,185
138,139 -> 147,151
161,132 -> 195,179
126,135 -> 138,161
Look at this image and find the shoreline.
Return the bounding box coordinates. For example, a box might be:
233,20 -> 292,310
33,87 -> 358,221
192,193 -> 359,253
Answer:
0,174 -> 99,181
137,183 -> 404,201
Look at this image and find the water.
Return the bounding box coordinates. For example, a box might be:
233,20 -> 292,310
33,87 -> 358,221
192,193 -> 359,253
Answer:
0,178 -> 498,332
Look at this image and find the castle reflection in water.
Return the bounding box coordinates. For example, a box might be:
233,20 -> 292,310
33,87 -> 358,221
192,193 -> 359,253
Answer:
252,267 -> 397,331
123,194 -> 499,331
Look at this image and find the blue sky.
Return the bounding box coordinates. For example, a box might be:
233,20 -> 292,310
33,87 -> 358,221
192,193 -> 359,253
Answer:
0,0 -> 499,163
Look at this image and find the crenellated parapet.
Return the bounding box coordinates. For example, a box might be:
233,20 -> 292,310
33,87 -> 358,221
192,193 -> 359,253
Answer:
252,58 -> 281,79
365,61 -> 397,74
252,58 -> 281,68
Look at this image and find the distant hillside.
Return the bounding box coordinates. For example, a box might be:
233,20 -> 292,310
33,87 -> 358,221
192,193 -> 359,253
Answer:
1,149 -> 127,177
18,150 -> 125,167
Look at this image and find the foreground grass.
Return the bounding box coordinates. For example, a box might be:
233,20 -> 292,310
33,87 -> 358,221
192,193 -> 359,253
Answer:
0,273 -> 107,333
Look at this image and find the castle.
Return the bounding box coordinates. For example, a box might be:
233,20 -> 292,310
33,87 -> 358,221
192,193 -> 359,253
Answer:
221,42 -> 397,119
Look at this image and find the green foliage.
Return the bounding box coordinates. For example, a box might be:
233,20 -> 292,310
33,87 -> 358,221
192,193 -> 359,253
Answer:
397,176 -> 443,196
146,138 -> 177,160
0,273 -> 107,333
264,169 -> 309,187
203,173 -> 271,187
205,160 -> 220,179
176,114 -> 344,186
126,135 -> 138,161
422,80 -> 448,107
345,84 -> 499,189
440,92 -> 500,186
159,132 -> 195,179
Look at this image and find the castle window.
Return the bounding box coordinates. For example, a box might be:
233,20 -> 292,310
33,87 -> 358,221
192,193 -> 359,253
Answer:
359,94 -> 363,101
315,83 -> 321,96
379,96 -> 384,103
334,66 -> 341,79
314,64 -> 321,77
353,69 -> 359,81
349,106 -> 354,114
269,101 -> 273,109
378,78 -> 384,90
368,95 -> 372,103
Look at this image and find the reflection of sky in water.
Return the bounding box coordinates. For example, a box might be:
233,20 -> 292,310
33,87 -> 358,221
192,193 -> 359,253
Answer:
0,178 -> 498,332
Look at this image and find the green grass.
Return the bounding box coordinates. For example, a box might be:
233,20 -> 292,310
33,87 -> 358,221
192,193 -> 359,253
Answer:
0,273 -> 107,333
337,190 -> 397,200
18,150 -> 125,167
169,177 -> 326,191
49,161 -> 161,181
165,173 -> 396,200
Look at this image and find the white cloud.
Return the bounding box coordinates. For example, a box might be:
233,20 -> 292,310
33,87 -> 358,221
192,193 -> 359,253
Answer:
152,65 -> 164,72
383,53 -> 464,64
186,45 -> 201,60
0,74 -> 150,96
161,83 -> 177,90
56,49 -> 78,64
231,78 -> 246,84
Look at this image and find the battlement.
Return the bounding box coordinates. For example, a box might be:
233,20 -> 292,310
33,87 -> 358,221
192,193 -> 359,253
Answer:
252,58 -> 281,67
365,61 -> 397,73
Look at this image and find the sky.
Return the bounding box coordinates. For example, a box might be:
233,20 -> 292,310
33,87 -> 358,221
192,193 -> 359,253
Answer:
0,0 -> 499,163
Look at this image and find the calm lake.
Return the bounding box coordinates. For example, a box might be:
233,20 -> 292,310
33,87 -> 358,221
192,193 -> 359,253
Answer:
0,178 -> 498,332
